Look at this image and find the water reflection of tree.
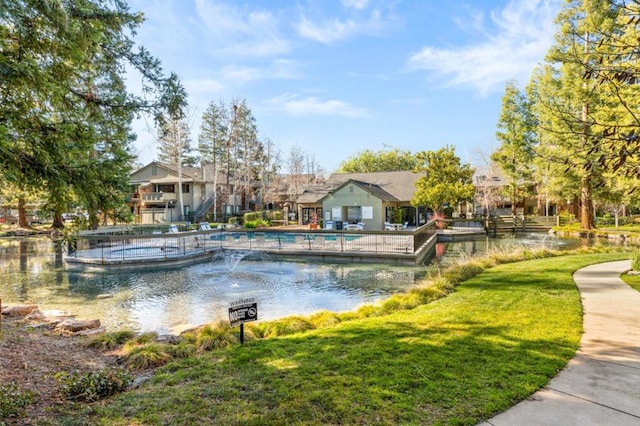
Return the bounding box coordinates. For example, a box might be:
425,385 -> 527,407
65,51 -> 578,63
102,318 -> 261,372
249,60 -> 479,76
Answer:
20,239 -> 28,271
0,238 -> 65,301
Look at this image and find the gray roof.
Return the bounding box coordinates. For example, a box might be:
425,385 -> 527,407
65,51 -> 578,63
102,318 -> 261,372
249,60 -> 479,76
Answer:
297,171 -> 424,204
158,162 -> 200,180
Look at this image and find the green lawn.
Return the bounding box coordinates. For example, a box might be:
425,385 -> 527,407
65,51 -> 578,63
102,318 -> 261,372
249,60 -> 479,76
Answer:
62,252 -> 628,425
620,272 -> 640,292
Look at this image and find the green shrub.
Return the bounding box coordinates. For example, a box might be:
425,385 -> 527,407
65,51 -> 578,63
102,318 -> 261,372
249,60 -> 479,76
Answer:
123,331 -> 158,351
196,321 -> 240,351
166,342 -> 197,359
179,331 -> 198,344
442,262 -> 485,283
354,304 -> 383,319
631,250 -> 640,271
409,285 -> 448,305
380,292 -> 425,313
0,382 -> 34,419
87,330 -> 136,350
243,212 -> 263,223
264,210 -> 284,221
244,219 -> 269,229
308,310 -> 342,328
55,368 -> 131,402
245,323 -> 266,338
259,316 -> 315,338
123,343 -> 172,370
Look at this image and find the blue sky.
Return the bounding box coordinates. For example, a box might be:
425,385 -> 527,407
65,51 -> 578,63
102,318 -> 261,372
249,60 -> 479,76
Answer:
126,0 -> 562,173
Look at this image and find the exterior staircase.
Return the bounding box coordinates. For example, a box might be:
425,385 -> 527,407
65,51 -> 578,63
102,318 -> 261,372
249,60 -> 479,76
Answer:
191,195 -> 216,222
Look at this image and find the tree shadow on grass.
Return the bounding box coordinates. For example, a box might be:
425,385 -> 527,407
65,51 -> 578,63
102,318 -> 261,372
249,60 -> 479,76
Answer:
83,318 -> 578,426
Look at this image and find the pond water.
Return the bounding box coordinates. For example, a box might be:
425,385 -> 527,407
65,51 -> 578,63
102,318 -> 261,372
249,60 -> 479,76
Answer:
433,232 -> 606,265
0,238 -> 425,334
0,233 -> 615,334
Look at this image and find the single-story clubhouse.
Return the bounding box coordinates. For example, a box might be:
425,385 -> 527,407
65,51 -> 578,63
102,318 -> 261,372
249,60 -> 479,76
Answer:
296,171 -> 430,231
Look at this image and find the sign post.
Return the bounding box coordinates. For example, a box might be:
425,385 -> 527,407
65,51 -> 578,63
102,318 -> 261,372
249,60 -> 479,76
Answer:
228,297 -> 258,344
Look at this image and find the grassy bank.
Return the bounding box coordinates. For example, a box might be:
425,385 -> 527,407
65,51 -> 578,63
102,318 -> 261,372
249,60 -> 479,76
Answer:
57,251 -> 628,425
620,273 -> 640,292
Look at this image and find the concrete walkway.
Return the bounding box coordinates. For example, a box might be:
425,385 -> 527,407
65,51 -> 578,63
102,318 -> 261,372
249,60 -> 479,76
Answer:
480,260 -> 640,426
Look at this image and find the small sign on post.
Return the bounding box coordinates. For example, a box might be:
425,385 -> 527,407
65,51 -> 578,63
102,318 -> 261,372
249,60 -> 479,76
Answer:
228,297 -> 258,344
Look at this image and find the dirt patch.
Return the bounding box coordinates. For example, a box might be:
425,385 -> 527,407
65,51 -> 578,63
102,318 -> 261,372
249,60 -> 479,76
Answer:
0,317 -> 118,424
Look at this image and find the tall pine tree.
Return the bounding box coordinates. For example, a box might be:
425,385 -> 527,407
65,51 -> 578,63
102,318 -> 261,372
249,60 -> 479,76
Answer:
532,0 -> 620,229
492,81 -> 537,215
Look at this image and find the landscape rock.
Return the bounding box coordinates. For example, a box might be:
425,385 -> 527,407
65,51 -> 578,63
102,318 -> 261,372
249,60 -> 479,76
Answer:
55,318 -> 101,335
25,309 -> 44,321
96,293 -> 114,299
1,304 -> 39,317
76,326 -> 106,337
157,334 -> 181,344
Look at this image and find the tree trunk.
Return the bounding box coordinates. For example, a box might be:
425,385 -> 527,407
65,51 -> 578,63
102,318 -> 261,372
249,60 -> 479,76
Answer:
17,197 -> 28,228
580,174 -> 594,229
52,212 -> 64,229
177,164 -> 184,222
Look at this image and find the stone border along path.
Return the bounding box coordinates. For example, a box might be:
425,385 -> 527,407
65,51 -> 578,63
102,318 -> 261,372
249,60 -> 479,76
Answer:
479,260 -> 640,426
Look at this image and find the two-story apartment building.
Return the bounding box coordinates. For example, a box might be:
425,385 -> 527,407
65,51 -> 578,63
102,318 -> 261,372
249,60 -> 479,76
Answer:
129,161 -> 268,224
128,162 -> 206,223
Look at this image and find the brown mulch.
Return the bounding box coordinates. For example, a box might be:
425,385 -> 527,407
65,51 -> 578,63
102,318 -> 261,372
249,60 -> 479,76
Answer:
0,316 -> 118,425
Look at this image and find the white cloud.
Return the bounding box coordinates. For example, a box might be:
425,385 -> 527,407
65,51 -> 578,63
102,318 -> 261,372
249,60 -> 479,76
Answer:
341,0 -> 371,10
271,59 -> 303,79
185,78 -> 225,94
219,65 -> 263,85
295,9 -> 387,44
266,94 -> 370,117
215,60 -> 302,85
194,0 -> 290,57
407,0 -> 562,94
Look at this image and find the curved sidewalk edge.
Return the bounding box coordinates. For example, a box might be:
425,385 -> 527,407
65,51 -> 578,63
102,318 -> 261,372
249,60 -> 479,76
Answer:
479,260 -> 640,426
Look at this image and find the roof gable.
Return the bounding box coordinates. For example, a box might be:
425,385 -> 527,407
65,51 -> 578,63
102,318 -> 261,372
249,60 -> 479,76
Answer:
129,161 -> 199,183
318,179 -> 399,203
299,171 -> 423,204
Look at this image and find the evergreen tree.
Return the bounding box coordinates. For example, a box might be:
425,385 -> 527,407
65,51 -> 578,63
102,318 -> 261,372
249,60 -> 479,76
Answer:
582,1 -> 640,175
0,0 -> 186,228
198,100 -> 233,220
197,99 -> 267,214
492,81 -> 537,215
233,100 -> 263,210
532,0 -> 620,229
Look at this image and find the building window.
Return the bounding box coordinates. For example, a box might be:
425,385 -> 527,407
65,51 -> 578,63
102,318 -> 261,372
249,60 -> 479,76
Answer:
151,166 -> 157,176
156,184 -> 175,193
182,183 -> 190,193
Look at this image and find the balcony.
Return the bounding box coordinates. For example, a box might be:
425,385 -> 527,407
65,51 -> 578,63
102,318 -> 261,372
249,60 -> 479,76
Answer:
140,192 -> 177,203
